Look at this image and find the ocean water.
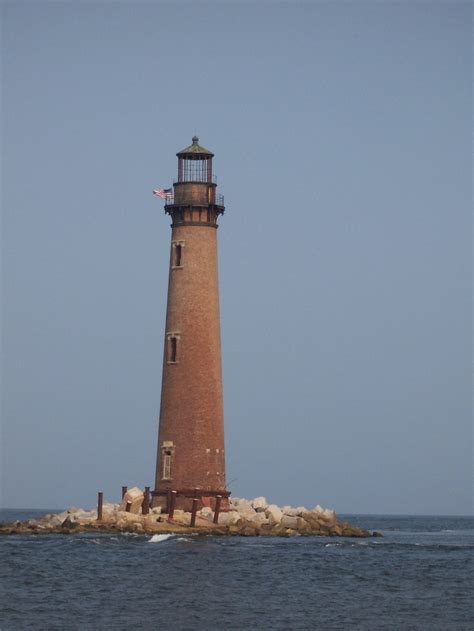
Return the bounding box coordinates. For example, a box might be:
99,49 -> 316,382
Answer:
0,511 -> 472,630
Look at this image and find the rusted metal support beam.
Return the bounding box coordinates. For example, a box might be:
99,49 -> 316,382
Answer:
168,490 -> 177,521
121,486 -> 128,499
142,486 -> 150,515
213,495 -> 222,524
190,498 -> 198,527
97,492 -> 103,521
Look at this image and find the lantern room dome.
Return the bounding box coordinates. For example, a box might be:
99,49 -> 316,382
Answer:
177,136 -> 214,159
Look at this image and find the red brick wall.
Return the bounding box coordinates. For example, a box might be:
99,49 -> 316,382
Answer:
153,218 -> 227,507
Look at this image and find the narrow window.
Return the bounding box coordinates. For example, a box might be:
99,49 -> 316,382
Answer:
166,333 -> 180,363
175,244 -> 182,267
170,336 -> 177,362
162,450 -> 172,480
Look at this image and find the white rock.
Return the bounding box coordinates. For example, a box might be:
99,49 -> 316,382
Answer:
171,512 -> 191,525
229,497 -> 241,509
216,511 -> 241,526
313,505 -> 324,515
72,510 -> 96,522
117,512 -> 143,524
234,499 -> 254,513
238,508 -> 257,522
265,504 -> 283,525
320,508 -> 336,525
249,512 -> 269,526
283,507 -> 299,517
151,507 -> 162,515
199,507 -> 214,520
295,506 -> 308,516
251,497 -> 267,510
119,487 -> 145,513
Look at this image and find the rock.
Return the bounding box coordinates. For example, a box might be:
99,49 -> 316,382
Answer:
295,506 -> 308,516
61,517 -> 77,530
306,507 -> 336,527
329,524 -> 343,536
251,497 -> 267,510
170,512 -> 191,525
301,513 -> 323,533
280,515 -> 299,529
254,512 -> 270,524
46,515 -> 63,528
372,531 -> 383,537
72,510 -> 96,522
199,507 -> 214,521
241,526 -> 257,536
232,498 -> 254,513
319,509 -> 337,527
119,487 -> 145,514
341,525 -> 370,538
265,504 -> 283,525
248,512 -> 269,527
237,509 -> 258,523
26,519 -> 40,530
271,522 -> 288,536
285,528 -> 299,537
283,507 -> 300,517
116,512 -> 143,526
216,511 -> 241,526
296,517 -> 312,534
228,524 -> 242,535
151,507 -> 162,515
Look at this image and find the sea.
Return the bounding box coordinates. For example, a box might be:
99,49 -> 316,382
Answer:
0,510 -> 472,630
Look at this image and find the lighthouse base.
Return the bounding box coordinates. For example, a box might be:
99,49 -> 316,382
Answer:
151,489 -> 230,513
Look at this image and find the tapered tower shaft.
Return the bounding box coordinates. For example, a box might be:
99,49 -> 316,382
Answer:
152,137 -> 228,511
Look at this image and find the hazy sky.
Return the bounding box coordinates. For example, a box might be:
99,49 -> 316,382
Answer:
1,1 -> 471,514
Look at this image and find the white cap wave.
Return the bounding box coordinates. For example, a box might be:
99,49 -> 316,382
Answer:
148,534 -> 175,543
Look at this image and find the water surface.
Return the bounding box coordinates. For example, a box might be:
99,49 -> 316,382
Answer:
1,511 -> 472,630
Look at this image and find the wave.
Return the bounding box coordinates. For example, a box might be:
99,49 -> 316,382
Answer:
148,534 -> 175,543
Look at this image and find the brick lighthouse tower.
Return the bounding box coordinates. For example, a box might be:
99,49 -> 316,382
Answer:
152,137 -> 229,511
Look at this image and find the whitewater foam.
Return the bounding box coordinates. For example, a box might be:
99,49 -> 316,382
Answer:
149,534 -> 175,543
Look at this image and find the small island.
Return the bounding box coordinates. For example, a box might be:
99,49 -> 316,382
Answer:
0,490 -> 379,538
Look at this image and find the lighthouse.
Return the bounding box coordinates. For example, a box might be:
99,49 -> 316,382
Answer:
151,137 -> 229,511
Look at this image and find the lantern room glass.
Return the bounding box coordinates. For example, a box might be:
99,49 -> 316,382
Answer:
178,157 -> 212,183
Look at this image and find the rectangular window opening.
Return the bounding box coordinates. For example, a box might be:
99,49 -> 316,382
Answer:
175,244 -> 182,267
170,337 -> 177,363
162,452 -> 172,479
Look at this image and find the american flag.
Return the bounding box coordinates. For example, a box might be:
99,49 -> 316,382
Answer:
153,188 -> 173,199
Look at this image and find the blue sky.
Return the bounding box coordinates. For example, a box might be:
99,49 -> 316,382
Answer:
1,1 -> 471,514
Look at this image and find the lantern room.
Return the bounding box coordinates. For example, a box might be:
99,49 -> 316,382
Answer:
177,136 -> 214,183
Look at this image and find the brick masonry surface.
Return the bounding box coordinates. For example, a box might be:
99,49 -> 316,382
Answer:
153,181 -> 227,510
